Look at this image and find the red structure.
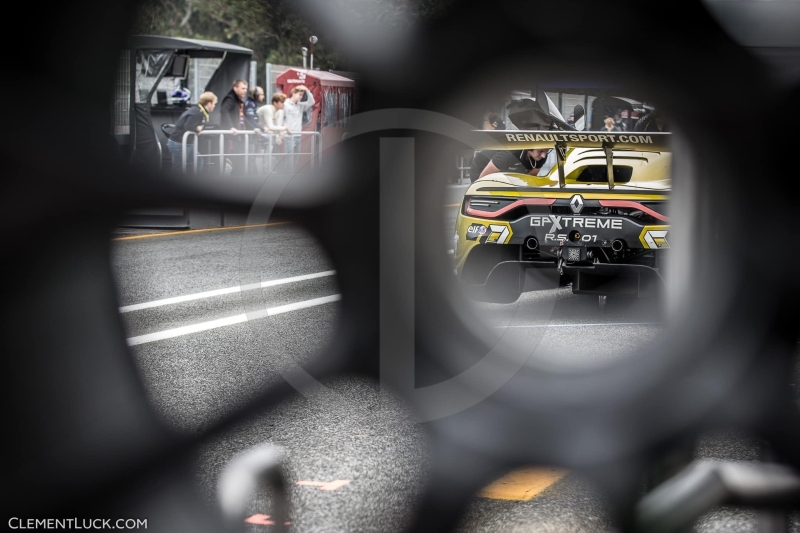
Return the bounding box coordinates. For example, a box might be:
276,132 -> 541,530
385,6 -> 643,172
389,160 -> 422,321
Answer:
276,68 -> 355,155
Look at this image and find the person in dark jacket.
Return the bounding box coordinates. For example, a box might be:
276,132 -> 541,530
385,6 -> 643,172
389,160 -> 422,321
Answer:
166,91 -> 217,173
245,86 -> 265,127
478,148 -> 552,179
220,79 -> 262,174
244,86 -> 265,170
220,79 -> 249,131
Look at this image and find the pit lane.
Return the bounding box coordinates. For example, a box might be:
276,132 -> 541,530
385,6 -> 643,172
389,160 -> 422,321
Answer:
108,195 -> 798,532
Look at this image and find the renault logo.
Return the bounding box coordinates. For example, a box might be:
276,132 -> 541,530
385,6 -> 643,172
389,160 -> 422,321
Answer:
569,194 -> 584,214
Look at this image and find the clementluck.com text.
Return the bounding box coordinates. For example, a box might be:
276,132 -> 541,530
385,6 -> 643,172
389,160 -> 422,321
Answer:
8,518 -> 147,530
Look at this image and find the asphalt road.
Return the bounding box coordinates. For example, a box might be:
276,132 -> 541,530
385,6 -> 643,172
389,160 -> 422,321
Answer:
110,187 -> 800,532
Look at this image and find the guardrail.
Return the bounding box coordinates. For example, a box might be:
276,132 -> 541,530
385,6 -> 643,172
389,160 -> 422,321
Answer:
180,130 -> 322,176
457,152 -> 473,183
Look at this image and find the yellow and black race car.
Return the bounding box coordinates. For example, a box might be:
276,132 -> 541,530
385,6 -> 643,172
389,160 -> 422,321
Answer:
454,99 -> 670,304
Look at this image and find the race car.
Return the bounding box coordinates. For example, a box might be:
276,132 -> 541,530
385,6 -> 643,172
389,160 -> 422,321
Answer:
454,96 -> 671,304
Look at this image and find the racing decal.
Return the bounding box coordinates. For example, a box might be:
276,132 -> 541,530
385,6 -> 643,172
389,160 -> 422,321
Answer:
639,226 -> 670,249
545,234 -> 598,243
530,215 -> 624,232
463,222 -> 512,244
466,224 -> 488,241
504,132 -> 655,144
476,130 -> 670,158
485,224 -> 512,244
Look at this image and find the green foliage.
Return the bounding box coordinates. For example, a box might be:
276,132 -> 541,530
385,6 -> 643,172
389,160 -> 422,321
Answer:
131,0 -> 456,75
133,0 -> 341,70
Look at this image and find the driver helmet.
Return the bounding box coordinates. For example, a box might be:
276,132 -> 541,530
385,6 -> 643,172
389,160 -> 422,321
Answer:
171,87 -> 191,104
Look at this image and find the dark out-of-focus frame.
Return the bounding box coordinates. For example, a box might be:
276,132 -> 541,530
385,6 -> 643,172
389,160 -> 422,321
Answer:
2,1 -> 799,533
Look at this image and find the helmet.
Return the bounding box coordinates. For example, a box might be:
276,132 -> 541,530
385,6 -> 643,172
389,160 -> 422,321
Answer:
170,87 -> 191,105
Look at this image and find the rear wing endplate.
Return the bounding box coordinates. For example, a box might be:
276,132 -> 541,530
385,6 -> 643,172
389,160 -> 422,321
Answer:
472,130 -> 671,189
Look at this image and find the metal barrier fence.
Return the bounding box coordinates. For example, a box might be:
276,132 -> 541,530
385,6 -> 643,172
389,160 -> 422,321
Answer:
179,130 -> 322,176
457,152 -> 474,183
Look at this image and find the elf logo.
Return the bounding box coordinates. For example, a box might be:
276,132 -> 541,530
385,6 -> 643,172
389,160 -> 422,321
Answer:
466,223 -> 511,244
466,224 -> 488,240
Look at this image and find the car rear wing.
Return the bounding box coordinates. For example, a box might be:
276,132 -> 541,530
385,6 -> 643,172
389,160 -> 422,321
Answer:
471,130 -> 671,189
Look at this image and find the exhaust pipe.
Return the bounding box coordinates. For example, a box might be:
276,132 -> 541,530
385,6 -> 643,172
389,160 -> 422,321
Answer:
525,237 -> 539,250
611,239 -> 625,252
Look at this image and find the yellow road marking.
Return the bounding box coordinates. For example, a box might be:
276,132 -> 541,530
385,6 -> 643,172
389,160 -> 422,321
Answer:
444,203 -> 460,207
478,466 -> 568,501
112,221 -> 291,241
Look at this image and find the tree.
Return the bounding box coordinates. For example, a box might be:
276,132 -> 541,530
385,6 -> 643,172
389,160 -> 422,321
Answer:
132,0 -> 196,36
132,0 -> 340,70
130,0 -> 456,87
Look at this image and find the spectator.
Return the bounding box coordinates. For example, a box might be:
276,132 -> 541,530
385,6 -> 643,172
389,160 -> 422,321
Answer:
257,92 -> 289,142
220,79 -> 257,174
258,92 -> 290,172
283,85 -> 316,173
600,116 -> 621,132
243,86 -> 265,171
614,112 -> 627,131
221,79 -> 248,131
567,114 -> 575,127
245,86 -> 265,128
166,91 -> 217,174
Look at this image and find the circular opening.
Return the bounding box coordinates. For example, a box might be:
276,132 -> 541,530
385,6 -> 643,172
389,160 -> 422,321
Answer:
441,76 -> 676,377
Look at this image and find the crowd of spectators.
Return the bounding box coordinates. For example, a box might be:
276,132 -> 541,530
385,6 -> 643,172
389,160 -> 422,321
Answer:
168,79 -> 315,175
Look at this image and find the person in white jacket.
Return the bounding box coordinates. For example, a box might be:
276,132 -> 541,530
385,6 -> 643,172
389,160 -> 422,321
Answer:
282,85 -> 315,172
256,92 -> 290,172
257,92 -> 288,142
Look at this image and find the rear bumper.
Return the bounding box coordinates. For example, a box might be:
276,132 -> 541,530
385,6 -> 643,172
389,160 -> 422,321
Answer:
462,260 -> 664,301
562,262 -> 664,296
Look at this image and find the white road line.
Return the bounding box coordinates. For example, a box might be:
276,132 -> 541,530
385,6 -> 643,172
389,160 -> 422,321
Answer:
126,294 -> 342,346
119,271 -> 336,313
447,249 -> 454,255
495,322 -> 660,328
